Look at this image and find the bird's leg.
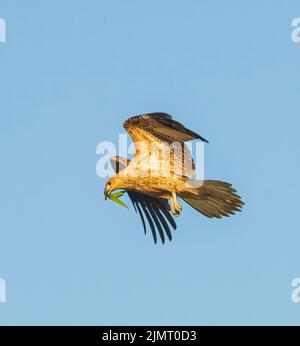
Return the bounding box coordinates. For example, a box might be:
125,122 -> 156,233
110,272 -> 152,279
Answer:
170,192 -> 182,216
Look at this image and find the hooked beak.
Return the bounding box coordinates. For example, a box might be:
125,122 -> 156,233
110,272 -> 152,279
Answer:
104,187 -> 111,200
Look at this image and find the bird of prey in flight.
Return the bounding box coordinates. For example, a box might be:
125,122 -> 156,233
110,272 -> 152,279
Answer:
104,113 -> 244,243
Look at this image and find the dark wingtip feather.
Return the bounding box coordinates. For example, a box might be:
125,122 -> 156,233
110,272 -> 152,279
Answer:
157,199 -> 177,230
136,203 -> 147,235
153,205 -> 172,241
147,207 -> 165,244
141,206 -> 157,244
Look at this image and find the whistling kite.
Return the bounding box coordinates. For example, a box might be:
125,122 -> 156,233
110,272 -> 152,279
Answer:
104,113 -> 244,243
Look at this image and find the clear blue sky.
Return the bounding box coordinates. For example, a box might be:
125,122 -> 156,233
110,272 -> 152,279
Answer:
0,0 -> 300,325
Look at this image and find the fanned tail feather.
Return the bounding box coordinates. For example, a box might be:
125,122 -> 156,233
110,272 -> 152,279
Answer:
179,180 -> 244,218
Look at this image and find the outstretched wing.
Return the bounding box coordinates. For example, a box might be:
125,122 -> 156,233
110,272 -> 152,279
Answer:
110,156 -> 177,244
124,113 -> 208,143
123,113 -> 208,178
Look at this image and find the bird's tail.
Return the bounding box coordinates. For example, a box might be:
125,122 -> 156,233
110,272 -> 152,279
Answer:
179,180 -> 244,218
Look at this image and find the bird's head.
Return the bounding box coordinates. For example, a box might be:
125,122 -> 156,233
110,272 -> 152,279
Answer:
104,176 -> 124,199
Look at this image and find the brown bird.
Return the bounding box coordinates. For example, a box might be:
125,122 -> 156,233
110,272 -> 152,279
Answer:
104,113 -> 244,243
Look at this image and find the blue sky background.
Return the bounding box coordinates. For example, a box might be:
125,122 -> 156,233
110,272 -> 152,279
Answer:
0,0 -> 300,325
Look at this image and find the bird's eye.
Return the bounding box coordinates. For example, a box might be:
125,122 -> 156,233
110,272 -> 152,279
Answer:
107,182 -> 112,186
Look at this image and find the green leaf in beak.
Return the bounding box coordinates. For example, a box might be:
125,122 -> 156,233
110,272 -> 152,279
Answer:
107,191 -> 129,209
